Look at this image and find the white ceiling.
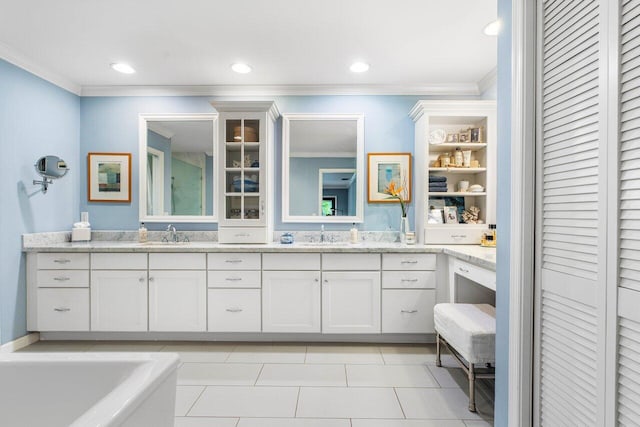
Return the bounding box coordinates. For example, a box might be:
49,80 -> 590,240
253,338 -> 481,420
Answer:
0,0 -> 497,95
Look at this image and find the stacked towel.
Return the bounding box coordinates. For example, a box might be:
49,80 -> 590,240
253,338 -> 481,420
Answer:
429,175 -> 448,192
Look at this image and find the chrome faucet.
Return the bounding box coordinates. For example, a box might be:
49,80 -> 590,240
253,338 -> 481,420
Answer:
320,225 -> 325,243
166,224 -> 178,242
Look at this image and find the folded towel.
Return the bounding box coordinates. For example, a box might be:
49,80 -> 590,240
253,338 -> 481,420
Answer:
429,187 -> 448,192
429,184 -> 448,190
429,175 -> 447,183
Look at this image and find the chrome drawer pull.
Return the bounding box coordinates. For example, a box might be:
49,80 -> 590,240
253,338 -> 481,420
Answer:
401,260 -> 418,264
401,309 -> 418,314
234,233 -> 250,237
53,277 -> 70,281
225,277 -> 242,282
225,308 -> 243,313
53,259 -> 71,264
225,259 -> 243,263
451,234 -> 467,239
401,278 -> 419,282
139,277 -> 145,282
54,307 -> 71,312
458,267 -> 470,273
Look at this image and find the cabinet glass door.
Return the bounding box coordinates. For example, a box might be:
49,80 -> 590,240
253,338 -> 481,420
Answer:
224,118 -> 262,221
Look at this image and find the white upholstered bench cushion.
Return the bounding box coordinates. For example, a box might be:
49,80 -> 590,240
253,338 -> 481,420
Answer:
434,303 -> 496,364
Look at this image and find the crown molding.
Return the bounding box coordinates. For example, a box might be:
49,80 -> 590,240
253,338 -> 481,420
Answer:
477,67 -> 498,95
0,42 -> 81,95
80,83 -> 482,97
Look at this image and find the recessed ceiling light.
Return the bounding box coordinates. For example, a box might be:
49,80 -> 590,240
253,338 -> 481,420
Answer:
350,62 -> 370,73
110,63 -> 135,74
231,63 -> 252,74
483,20 -> 501,36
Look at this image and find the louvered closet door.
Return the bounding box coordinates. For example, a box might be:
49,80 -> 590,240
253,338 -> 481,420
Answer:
535,0 -> 606,425
618,1 -> 640,424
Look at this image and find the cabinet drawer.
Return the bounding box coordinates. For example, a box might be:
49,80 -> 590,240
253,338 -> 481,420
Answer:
382,289 -> 435,333
263,253 -> 320,271
149,253 -> 206,270
424,226 -> 484,245
208,289 -> 261,332
322,253 -> 380,271
382,254 -> 436,271
382,271 -> 436,289
36,288 -> 89,331
208,270 -> 261,288
92,253 -> 147,270
208,253 -> 261,270
37,270 -> 89,288
37,253 -> 89,270
452,259 -> 496,292
218,227 -> 269,244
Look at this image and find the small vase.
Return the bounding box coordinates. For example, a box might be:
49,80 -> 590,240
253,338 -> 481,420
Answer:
400,216 -> 409,244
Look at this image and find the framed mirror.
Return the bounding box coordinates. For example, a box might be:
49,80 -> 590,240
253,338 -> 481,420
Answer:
139,114 -> 218,223
282,114 -> 364,223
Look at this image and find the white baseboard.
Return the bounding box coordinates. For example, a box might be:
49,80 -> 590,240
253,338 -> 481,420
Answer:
0,333 -> 40,353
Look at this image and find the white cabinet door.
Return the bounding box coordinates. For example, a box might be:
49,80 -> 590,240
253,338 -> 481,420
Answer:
208,289 -> 261,332
149,270 -> 206,332
322,272 -> 380,334
91,270 -> 148,331
262,271 -> 321,333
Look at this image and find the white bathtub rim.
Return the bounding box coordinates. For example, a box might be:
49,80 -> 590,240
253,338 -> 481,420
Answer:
1,352 -> 179,427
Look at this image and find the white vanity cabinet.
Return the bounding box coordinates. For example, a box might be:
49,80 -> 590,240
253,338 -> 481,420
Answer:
148,253 -> 207,332
31,253 -> 90,331
262,253 -> 321,333
212,101 -> 279,243
381,254 -> 437,333
91,253 -> 148,332
207,253 -> 261,332
321,254 -> 381,334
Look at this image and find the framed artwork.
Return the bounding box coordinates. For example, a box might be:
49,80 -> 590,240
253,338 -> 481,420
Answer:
88,152 -> 131,202
367,152 -> 412,203
443,206 -> 459,224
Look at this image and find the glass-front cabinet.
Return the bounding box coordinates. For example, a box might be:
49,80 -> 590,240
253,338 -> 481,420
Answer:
212,101 -> 279,243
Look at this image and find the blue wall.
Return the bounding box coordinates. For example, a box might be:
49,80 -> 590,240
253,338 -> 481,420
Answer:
147,129 -> 171,214
81,95 -> 442,231
0,59 -> 80,344
495,0 -> 512,425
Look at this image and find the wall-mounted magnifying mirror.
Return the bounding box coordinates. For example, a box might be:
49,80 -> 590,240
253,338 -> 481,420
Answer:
33,155 -> 69,193
139,114 -> 218,223
282,114 -> 364,223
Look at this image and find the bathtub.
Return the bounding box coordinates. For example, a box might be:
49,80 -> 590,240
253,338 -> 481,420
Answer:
0,352 -> 179,427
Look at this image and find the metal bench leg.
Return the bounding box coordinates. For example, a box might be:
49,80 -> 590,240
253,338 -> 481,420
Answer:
468,362 -> 477,412
436,332 -> 442,367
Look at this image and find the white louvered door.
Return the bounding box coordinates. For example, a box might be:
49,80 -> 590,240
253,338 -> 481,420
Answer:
534,0 -> 608,425
618,0 -> 640,424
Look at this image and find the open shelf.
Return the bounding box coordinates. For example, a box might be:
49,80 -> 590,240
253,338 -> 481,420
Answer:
429,143 -> 487,152
429,167 -> 487,174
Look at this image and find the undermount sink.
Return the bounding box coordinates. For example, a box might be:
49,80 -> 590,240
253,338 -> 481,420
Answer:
141,241 -> 191,246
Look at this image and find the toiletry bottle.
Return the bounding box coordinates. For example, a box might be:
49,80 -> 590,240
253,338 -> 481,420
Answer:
454,148 -> 463,167
350,223 -> 359,244
139,223 -> 148,243
489,224 -> 497,246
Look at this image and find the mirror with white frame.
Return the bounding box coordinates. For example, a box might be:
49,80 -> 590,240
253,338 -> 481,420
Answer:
139,114 -> 218,222
282,114 -> 364,223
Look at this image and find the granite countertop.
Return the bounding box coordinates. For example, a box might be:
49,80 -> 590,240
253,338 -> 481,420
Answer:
23,232 -> 496,270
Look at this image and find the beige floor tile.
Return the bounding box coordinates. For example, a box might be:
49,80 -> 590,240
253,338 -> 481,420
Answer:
427,364 -> 468,388
352,420 -> 466,427
174,417 -> 239,427
305,345 -> 384,364
379,344 -> 437,365
178,363 -> 263,385
464,421 -> 494,427
395,387 -> 493,420
87,341 -> 166,352
175,385 -> 205,416
188,386 -> 299,417
346,364 -> 439,387
17,341 -> 94,352
296,387 -> 404,418
163,343 -> 236,363
227,344 -> 306,363
257,364 -> 346,386
238,418 -> 350,427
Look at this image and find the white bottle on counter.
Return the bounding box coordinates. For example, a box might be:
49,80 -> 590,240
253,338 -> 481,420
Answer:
350,223 -> 359,244
138,223 -> 148,243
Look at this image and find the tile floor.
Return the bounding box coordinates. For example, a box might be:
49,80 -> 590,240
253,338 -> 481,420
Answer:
19,341 -> 494,426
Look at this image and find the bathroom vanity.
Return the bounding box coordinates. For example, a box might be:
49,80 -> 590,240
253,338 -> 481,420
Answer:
23,237 -> 495,342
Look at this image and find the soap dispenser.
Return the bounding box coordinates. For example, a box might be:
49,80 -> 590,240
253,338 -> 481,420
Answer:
138,223 -> 148,243
350,223 -> 359,244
